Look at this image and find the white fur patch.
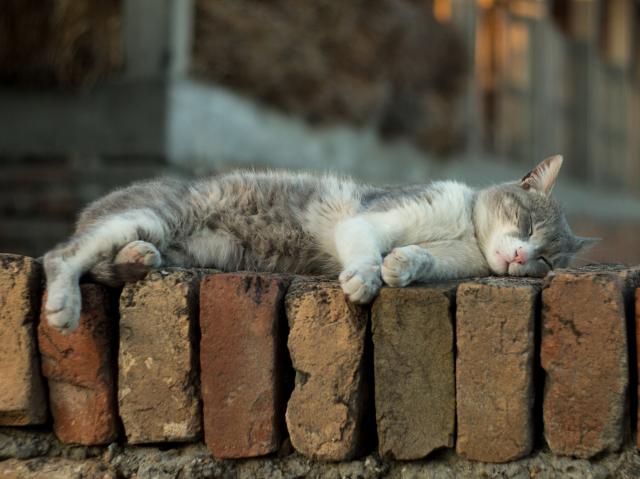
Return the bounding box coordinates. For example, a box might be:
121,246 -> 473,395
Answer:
382,245 -> 433,287
338,261 -> 382,304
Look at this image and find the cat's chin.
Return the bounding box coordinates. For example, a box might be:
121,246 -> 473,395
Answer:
507,262 -> 550,278
487,257 -> 510,276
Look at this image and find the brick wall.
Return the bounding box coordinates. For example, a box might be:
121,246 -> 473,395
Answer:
2,254 -> 640,477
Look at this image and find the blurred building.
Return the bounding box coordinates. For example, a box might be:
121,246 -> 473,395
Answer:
0,0 -> 639,265
466,0 -> 640,191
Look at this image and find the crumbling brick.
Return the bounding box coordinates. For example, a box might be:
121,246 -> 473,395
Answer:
0,254 -> 47,426
118,270 -> 201,443
637,288 -> 640,450
285,279 -> 369,461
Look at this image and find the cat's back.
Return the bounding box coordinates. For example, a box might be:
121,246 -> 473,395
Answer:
362,180 -> 474,213
361,180 -> 476,243
190,170 -> 366,227
195,170 -> 362,214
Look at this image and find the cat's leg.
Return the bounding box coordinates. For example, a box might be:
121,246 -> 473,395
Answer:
382,240 -> 489,286
44,209 -> 168,332
334,217 -> 386,303
88,240 -> 163,286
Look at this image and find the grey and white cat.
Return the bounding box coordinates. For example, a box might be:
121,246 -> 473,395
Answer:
44,155 -> 595,332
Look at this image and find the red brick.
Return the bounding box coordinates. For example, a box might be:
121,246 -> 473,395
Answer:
456,279 -> 540,462
38,284 -> 118,445
200,273 -> 290,458
0,254 -> 47,425
542,269 -> 637,458
285,279 -> 369,461
371,286 -> 455,459
118,270 -> 201,443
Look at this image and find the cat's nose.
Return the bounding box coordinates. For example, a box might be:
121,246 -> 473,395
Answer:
514,247 -> 527,264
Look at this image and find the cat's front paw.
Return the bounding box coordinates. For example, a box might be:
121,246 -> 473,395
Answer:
339,262 -> 382,304
382,245 -> 433,287
45,282 -> 81,333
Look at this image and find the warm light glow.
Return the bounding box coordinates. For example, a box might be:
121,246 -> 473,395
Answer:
477,0 -> 495,9
602,0 -> 633,68
509,0 -> 546,19
433,0 -> 452,23
506,22 -> 530,90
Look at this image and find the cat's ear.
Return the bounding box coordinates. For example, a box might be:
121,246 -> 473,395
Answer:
520,155 -> 564,195
573,236 -> 600,252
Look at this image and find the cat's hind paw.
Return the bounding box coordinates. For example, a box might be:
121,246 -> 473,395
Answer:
339,262 -> 382,304
45,283 -> 81,333
114,240 -> 162,267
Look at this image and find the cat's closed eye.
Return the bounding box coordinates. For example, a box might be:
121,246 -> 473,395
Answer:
518,213 -> 533,237
538,256 -> 553,268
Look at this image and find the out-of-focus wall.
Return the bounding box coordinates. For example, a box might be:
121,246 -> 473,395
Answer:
0,0 -> 639,267
191,0 -> 468,155
471,0 -> 640,191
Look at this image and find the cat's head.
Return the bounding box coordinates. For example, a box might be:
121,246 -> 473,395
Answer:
475,155 -> 598,277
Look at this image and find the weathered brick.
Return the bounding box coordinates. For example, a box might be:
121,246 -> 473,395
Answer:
371,286 -> 455,459
637,288 -> 640,450
0,254 -> 46,425
456,279 -> 540,462
118,270 -> 201,443
542,268 -> 638,458
38,284 -> 118,445
285,279 -> 369,460
200,273 -> 290,458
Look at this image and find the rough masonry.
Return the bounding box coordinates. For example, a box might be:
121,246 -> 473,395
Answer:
200,273 -> 290,458
38,284 -> 118,445
0,254 -> 46,426
118,269 -> 202,443
371,285 -> 456,460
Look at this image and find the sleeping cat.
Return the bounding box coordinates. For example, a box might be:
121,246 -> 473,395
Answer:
43,155 -> 595,332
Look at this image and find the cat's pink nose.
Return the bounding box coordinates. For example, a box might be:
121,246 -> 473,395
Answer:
514,247 -> 527,264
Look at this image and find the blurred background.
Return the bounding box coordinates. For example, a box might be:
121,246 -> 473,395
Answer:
1,0 -> 639,264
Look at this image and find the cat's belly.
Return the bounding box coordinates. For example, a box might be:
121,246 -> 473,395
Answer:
177,226 -> 331,275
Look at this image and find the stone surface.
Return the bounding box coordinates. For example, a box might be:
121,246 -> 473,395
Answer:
0,254 -> 47,425
456,279 -> 541,462
0,457 -> 113,479
199,273 -> 290,458
38,284 -> 118,445
542,268 -> 639,458
118,269 -> 201,444
371,286 -> 455,460
285,279 -> 370,461
4,430 -> 640,479
0,428 -> 57,460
